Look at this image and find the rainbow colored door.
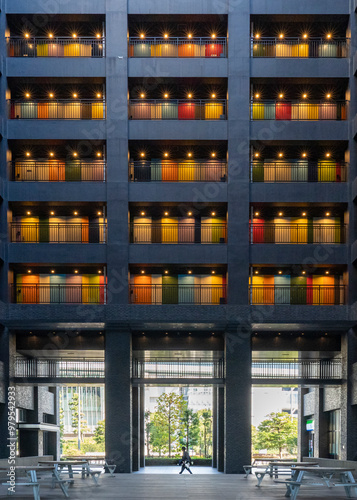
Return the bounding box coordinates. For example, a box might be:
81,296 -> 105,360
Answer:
133,43 -> 151,57
161,218 -> 178,243
178,218 -> 195,243
274,275 -> 290,304
178,275 -> 195,303
133,275 -> 152,304
276,102 -> 291,120
290,276 -> 307,304
17,274 -> 39,303
162,276 -> 178,304
50,274 -> 66,303
178,102 -> 195,120
205,103 -> 224,120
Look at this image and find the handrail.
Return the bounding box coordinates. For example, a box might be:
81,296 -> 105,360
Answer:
129,99 -> 227,120
130,223 -> 227,244
250,160 -> 347,182
9,99 -> 106,120
7,36 -> 105,57
249,285 -> 346,305
129,284 -> 227,304
249,223 -> 347,244
129,159 -> 227,182
252,358 -> 342,379
132,357 -> 225,379
14,357 -> 105,378
9,160 -> 106,182
251,37 -> 348,58
10,223 -> 107,243
251,100 -> 348,120
129,37 -> 227,58
10,285 -> 107,304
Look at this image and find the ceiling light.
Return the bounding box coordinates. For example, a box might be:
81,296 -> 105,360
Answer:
325,271 -> 330,275
211,270 -> 216,274
73,211 -> 78,215
50,211 -> 55,215
325,212 -> 330,216
164,211 -> 169,216
255,270 -> 259,274
164,33 -> 169,39
141,270 -> 145,274
26,152 -> 31,157
188,34 -> 192,39
51,269 -> 55,274
303,34 -> 308,39
302,271 -> 306,275
26,211 -> 31,215
140,33 -> 145,39
211,93 -> 216,98
72,33 -> 77,38
97,93 -> 101,98
73,152 -> 78,157
164,152 -> 169,157
140,93 -> 145,98
164,270 -> 169,274
49,93 -> 54,98
255,93 -> 260,99
278,270 -> 282,274
50,152 -> 54,157
188,211 -> 192,216
98,270 -> 102,274
141,211 -> 146,216
302,153 -> 307,158
255,34 -> 260,39
211,34 -> 216,39
255,212 -> 259,216
27,269 -> 31,273
327,33 -> 332,39
326,153 -> 331,158
302,212 -> 306,216
302,94 -> 307,99
279,34 -> 284,39
211,212 -> 216,216
188,93 -> 192,99
188,270 -> 192,274
188,152 -> 192,157
279,93 -> 284,98
74,269 -> 78,274
278,212 -> 283,216
97,152 -> 102,157
25,93 -> 30,98
25,33 -> 30,38
164,93 -> 169,98
279,153 -> 283,158
254,152 -> 259,158
326,94 -> 331,99
73,93 -> 78,98
97,211 -> 102,216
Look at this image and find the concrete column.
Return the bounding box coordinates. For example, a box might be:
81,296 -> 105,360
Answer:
132,386 -> 140,471
0,328 -> 10,459
105,329 -> 132,472
140,386 -> 145,468
313,387 -> 329,458
341,329 -> 357,460
212,386 -> 217,468
298,388 -> 309,461
217,386 -> 225,472
225,328 -> 251,473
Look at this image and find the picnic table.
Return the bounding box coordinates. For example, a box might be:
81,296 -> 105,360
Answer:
0,465 -> 69,499
65,455 -> 116,476
278,466 -> 357,499
255,461 -> 319,486
38,459 -> 101,485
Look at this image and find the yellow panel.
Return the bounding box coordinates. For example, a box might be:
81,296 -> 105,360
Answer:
291,43 -> 309,57
205,103 -> 224,120
92,103 -> 104,119
161,217 -> 178,243
273,218 -> 291,243
252,103 -> 264,120
178,161 -> 195,181
63,43 -> 92,57
276,43 -> 292,57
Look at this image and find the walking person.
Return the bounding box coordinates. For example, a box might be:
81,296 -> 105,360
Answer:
179,446 -> 193,474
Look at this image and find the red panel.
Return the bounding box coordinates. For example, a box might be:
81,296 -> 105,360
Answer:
251,218 -> 265,243
336,162 -> 341,182
306,276 -> 313,304
178,102 -> 195,120
276,102 -> 292,120
205,43 -> 223,57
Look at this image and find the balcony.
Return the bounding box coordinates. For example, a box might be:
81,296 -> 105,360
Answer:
129,37 -> 227,58
129,284 -> 227,304
130,223 -> 227,244
251,101 -> 347,121
9,99 -> 106,120
9,160 -> 106,182
252,358 -> 342,380
249,285 -> 346,305
10,223 -> 107,243
7,37 -> 105,57
251,38 -> 348,58
132,357 -> 225,379
129,99 -> 227,120
15,357 -> 105,380
250,160 -> 347,182
10,284 -> 107,304
129,159 -> 227,182
250,223 -> 347,244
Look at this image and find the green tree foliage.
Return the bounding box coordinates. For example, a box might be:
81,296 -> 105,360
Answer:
94,420 -> 105,445
179,408 -> 200,450
197,409 -> 212,457
150,412 -> 169,457
153,393 -> 186,457
68,393 -> 90,445
256,412 -> 298,458
145,411 -> 153,457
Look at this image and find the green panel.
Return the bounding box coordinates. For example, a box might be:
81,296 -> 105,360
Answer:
307,218 -> 314,244
65,161 -> 81,181
252,161 -> 264,182
162,275 -> 178,304
39,217 -> 49,243
291,276 -> 306,304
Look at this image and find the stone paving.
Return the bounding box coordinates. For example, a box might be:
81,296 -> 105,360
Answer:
0,468 -> 355,500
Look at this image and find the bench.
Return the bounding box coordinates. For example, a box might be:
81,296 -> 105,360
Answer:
105,461 -> 116,477
2,481 -> 40,499
243,465 -> 253,478
255,467 -> 292,487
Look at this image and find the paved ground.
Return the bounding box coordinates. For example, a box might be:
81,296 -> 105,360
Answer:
0,469 -> 356,499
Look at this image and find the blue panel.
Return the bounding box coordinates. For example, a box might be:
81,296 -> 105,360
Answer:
274,275 -> 290,304
178,275 -> 194,303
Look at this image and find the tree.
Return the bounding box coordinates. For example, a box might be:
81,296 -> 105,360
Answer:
145,411 -> 153,457
94,420 -> 105,445
59,392 -> 65,452
198,410 -> 212,457
154,392 -> 186,457
68,393 -> 90,448
256,412 -> 298,458
180,408 -> 200,450
150,413 -> 169,457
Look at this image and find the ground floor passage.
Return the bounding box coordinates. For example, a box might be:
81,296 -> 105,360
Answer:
0,471 -> 355,499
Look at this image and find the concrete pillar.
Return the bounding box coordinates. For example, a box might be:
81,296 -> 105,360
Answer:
298,388 -> 309,461
217,387 -> 225,472
105,329 -> 132,472
225,328 -> 251,473
313,388 -> 329,458
0,328 -> 10,459
212,386 -> 217,468
341,329 -> 357,460
140,386 -> 145,468
132,386 -> 140,471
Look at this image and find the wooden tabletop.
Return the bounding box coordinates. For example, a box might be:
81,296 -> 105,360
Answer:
293,466 -> 355,473
38,460 -> 87,466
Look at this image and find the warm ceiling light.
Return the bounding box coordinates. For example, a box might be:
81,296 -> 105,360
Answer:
255,34 -> 260,39
325,271 -> 330,275
254,152 -> 259,158
141,270 -> 145,274
141,211 -> 146,216
211,34 -> 216,39
140,93 -> 145,98
255,212 -> 259,216
74,269 -> 78,274
164,33 -> 169,39
27,269 -> 31,273
278,270 -> 282,274
211,152 -> 216,157
25,93 -> 30,98
164,93 -> 169,98
279,93 -> 284,98
97,152 -> 102,157
73,93 -> 78,98
211,212 -> 216,216
25,33 -> 30,38
278,153 -> 283,158
140,152 -> 145,158
302,271 -> 306,275
96,34 -> 101,38
26,211 -> 31,215
279,34 -> 284,39
140,33 -> 145,39
164,211 -> 169,216
188,211 -> 192,216
26,152 -> 31,157
50,211 -> 55,215
49,93 -> 54,98
72,33 -> 77,38
302,212 -> 306,216
255,270 -> 259,274
51,269 -> 55,274
188,33 -> 192,39
303,34 -> 308,39
50,152 -> 54,157
326,94 -> 331,99
302,153 -> 307,158
164,152 -> 169,157
164,270 -> 169,274
255,93 -> 260,99
73,152 -> 78,157
302,94 -> 307,99
211,270 -> 216,274
98,270 -> 102,274
327,33 -> 332,39
97,211 -> 102,216
187,152 -> 192,157
73,211 -> 78,216
278,212 -> 283,216
326,212 -> 330,216
188,93 -> 192,99
211,93 -> 216,98
188,270 -> 192,274
97,93 -> 101,98
49,33 -> 54,38
326,153 -> 331,158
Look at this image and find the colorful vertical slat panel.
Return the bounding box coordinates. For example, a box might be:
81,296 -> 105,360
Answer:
133,217 -> 152,243
133,43 -> 151,57
318,160 -> 336,182
133,275 -> 152,304
290,276 -> 307,304
151,275 -> 162,304
252,103 -> 264,120
178,102 -> 195,120
162,160 -> 178,181
178,275 -> 195,303
50,274 -> 66,303
276,102 -> 291,120
162,275 -> 178,304
39,217 -> 49,243
274,275 -> 290,304
178,161 -> 195,181
274,218 -> 290,243
178,218 -> 195,243
205,103 -> 224,120
161,102 -> 178,119
151,160 -> 162,181
39,275 -> 50,303
205,43 -> 224,57
66,275 -> 82,303
252,161 -> 264,182
161,218 -> 178,243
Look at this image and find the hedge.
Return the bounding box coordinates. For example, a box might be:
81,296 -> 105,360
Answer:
145,457 -> 212,466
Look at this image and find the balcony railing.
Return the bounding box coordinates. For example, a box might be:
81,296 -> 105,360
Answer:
7,37 -> 105,57
132,357 -> 225,379
130,223 -> 227,244
129,160 -> 227,182
10,223 -> 107,243
129,37 -> 227,58
251,37 -> 348,58
252,358 -> 342,380
129,99 -> 227,120
10,285 -> 107,304
9,160 -> 106,182
9,100 -> 106,120
250,223 -> 347,244
250,161 -> 347,182
249,285 -> 346,305
129,284 -> 227,304
251,101 -> 347,120
15,358 -> 105,378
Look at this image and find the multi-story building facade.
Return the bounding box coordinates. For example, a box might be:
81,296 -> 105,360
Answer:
0,0 -> 356,473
